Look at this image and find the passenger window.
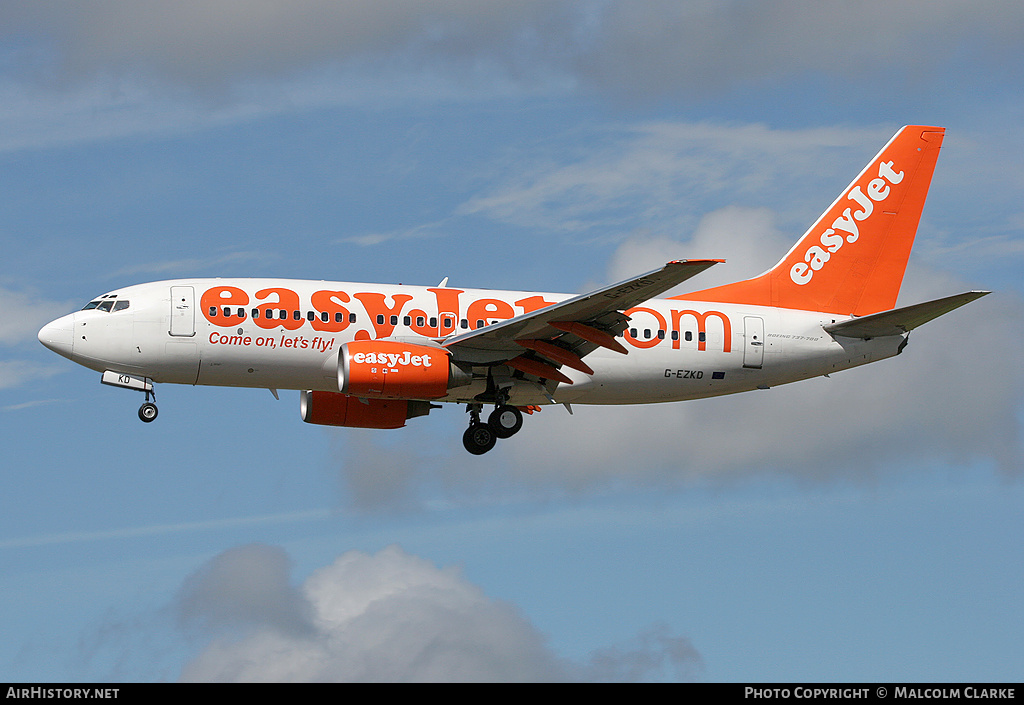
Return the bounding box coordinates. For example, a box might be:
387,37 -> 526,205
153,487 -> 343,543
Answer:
476,320 -> 484,329
279,310 -> 287,319
237,308 -> 245,318
390,315 -> 398,325
222,306 -> 231,317
429,317 -> 437,328
404,316 -> 411,326
699,332 -> 706,342
416,316 -> 425,327
349,313 -> 357,323
321,312 -> 329,322
671,331 -> 679,341
460,319 -> 468,329
629,328 -> 637,338
307,311 -> 315,321
657,330 -> 665,340
335,312 -> 344,323
209,307 -> 218,317
643,329 -> 651,339
293,310 -> 301,321
252,309 -> 260,319
685,331 -> 692,342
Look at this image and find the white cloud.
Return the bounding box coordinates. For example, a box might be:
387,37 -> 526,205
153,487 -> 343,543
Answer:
177,544 -> 558,681
0,286 -> 76,390
3,2 -> 1022,98
335,218 -> 453,248
0,286 -> 74,346
605,206 -> 788,294
459,122 -> 889,239
329,430 -> 428,511
574,0 -> 1024,98
107,251 -> 269,279
0,360 -> 63,390
177,544 -> 314,639
0,1 -> 557,90
1,398 -> 60,412
0,78 -> 202,153
0,509 -> 330,550
176,544 -> 701,682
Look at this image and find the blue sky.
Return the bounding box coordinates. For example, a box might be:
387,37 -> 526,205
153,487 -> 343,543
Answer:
2,1 -> 1023,682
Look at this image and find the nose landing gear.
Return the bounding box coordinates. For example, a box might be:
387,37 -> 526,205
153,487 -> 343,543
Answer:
99,370 -> 158,423
138,390 -> 158,423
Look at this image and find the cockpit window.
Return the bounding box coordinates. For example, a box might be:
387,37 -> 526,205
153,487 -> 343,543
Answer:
81,298 -> 130,312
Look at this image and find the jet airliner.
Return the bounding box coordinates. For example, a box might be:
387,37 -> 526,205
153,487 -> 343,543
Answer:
38,125 -> 987,454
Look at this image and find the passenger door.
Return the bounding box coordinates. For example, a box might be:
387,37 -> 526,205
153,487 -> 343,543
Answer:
169,286 -> 195,337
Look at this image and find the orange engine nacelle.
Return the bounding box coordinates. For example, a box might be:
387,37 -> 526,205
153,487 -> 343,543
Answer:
300,390 -> 433,429
338,340 -> 469,399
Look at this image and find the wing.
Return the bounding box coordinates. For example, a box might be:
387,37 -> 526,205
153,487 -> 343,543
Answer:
443,259 -> 722,380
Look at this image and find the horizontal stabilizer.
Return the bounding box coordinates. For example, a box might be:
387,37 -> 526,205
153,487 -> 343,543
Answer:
824,291 -> 989,339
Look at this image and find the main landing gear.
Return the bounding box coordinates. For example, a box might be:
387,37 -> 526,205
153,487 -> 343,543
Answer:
462,399 -> 525,455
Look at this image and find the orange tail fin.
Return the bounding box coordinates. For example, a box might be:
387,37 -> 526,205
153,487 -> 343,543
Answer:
672,125 -> 945,316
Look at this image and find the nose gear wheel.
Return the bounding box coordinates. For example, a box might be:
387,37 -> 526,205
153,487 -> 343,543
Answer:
138,402 -> 158,422
138,388 -> 158,423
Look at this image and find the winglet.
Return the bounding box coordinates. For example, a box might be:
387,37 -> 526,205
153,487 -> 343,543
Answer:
673,126 -> 946,316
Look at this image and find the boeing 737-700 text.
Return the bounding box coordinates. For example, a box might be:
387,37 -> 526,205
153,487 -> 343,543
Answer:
38,125 -> 987,454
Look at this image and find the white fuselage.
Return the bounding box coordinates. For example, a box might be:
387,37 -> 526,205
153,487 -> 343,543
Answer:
39,278 -> 904,407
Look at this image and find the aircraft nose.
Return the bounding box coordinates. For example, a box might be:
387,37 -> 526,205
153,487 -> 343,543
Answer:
38,313 -> 75,359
